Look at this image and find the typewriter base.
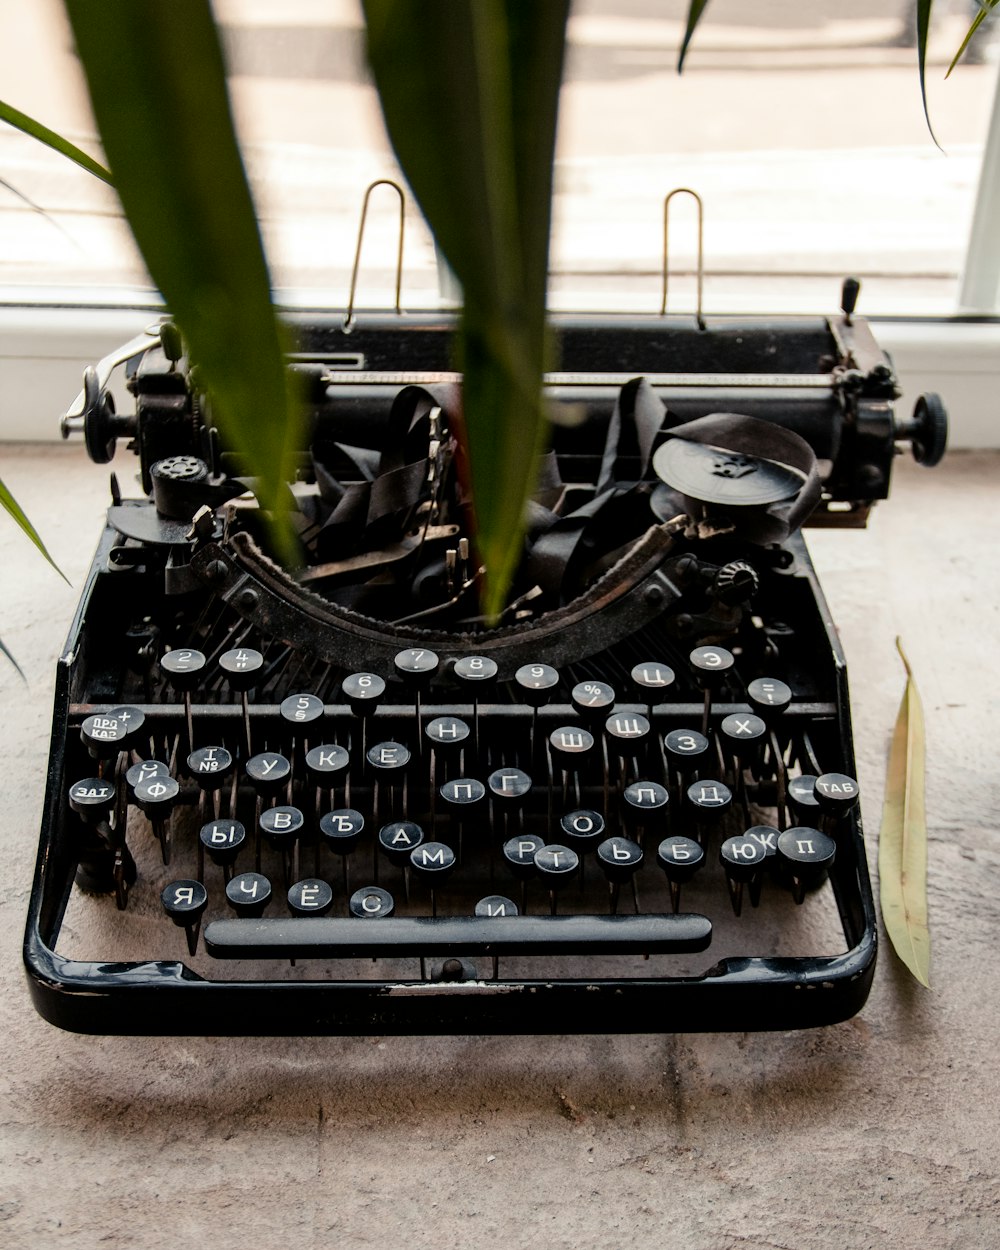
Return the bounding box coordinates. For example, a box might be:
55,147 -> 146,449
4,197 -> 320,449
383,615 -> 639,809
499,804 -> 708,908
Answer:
25,519 -> 877,1036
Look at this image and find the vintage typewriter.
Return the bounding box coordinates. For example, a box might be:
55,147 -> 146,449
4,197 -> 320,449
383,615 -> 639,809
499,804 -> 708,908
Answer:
23,274 -> 947,1035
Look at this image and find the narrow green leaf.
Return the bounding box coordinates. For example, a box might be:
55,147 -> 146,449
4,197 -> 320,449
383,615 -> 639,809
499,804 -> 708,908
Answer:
946,1 -> 998,76
0,634 -> 25,682
915,0 -> 942,149
0,474 -> 67,582
363,0 -> 569,618
0,98 -> 112,184
0,175 -> 79,249
678,0 -> 713,73
878,638 -> 930,987
63,1 -> 303,560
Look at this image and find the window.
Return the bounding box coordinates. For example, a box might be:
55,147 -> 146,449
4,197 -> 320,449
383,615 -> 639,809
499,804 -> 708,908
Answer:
0,1 -> 998,442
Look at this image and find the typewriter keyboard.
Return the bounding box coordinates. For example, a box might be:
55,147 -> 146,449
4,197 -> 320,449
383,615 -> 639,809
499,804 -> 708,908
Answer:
49,546 -> 866,1035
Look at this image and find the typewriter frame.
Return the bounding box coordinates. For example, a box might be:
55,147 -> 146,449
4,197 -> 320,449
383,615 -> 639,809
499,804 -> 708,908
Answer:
24,309 -> 893,1036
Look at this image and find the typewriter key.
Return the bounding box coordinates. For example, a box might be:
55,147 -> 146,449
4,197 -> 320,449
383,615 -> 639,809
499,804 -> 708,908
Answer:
664,728 -> 710,771
605,711 -> 651,753
453,654 -> 498,688
306,744 -> 350,783
306,745 -> 351,843
439,777 -> 486,863
426,718 -> 470,802
394,647 -> 440,684
342,671 -> 386,713
133,773 -> 180,866
686,779 -> 732,844
719,712 -> 767,759
349,886 -> 395,919
549,726 -> 596,783
161,880 -> 208,955
787,774 -> 821,825
604,713 -> 651,785
219,647 -> 264,690
719,712 -> 768,809
488,767 -> 532,801
226,871 -> 272,918
475,893 -> 519,977
622,781 -> 669,845
426,716 -> 470,752
515,662 -> 559,759
559,809 -> 606,853
246,752 -> 292,795
367,741 -> 411,823
571,681 -> 616,720
366,741 -> 411,775
813,772 -> 860,823
220,648 -> 264,753
394,648 -> 439,747
160,647 -> 206,690
656,835 -> 705,913
630,662 -> 676,714
245,752 -> 292,868
777,827 -> 837,903
689,645 -> 735,734
596,836 -> 644,914
280,693 -> 325,743
452,656 -> 498,755
260,805 -> 306,885
378,820 -> 425,897
475,894 -> 519,917
503,832 -> 546,912
440,777 -> 486,811
533,844 -> 580,914
125,759 -> 169,799
200,819 -> 246,879
320,807 -> 365,894
287,878 -> 335,918
744,823 -> 780,865
342,671 -> 386,762
188,746 -> 234,827
68,777 -> 116,822
720,835 -> 770,915
410,841 -> 457,917
81,706 -> 145,761
260,805 -> 305,846
746,677 -> 792,720
514,662 -> 559,704
187,746 -> 233,787
161,648 -> 206,749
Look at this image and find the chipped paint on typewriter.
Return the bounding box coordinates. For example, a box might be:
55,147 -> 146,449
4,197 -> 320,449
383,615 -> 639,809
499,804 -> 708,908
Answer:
25,287 -> 948,1034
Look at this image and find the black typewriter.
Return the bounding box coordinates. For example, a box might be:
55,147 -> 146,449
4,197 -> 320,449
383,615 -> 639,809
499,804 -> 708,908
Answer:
24,284 -> 947,1035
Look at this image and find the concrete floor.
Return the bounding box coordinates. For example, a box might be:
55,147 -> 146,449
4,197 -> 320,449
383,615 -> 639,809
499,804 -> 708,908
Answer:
0,443 -> 997,1248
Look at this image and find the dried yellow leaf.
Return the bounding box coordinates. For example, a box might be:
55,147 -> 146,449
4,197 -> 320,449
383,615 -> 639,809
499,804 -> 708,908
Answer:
878,638 -> 930,987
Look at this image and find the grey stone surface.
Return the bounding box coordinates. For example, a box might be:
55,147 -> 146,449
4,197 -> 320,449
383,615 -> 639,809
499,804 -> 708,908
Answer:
0,445 -> 997,1249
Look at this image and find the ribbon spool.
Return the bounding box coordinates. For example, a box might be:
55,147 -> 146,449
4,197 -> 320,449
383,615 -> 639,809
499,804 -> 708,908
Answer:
650,412 -> 822,545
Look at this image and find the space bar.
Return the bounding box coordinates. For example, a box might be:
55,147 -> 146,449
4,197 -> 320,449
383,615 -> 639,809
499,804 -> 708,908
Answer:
203,913 -> 713,959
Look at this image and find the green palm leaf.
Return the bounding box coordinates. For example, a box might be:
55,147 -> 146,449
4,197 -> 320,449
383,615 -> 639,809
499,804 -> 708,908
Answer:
63,0 -> 303,560
678,0 -> 713,72
0,474 -> 65,581
947,0 -> 998,76
915,0 -> 942,148
0,98 -> 112,184
0,473 -> 64,677
363,0 -> 569,619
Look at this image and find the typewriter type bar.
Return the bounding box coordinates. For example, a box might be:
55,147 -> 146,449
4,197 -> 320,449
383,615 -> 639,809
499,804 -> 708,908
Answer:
25,304 -> 943,1037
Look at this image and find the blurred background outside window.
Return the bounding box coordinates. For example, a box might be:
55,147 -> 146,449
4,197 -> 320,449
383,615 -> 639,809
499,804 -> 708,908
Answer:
0,0 -> 997,318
